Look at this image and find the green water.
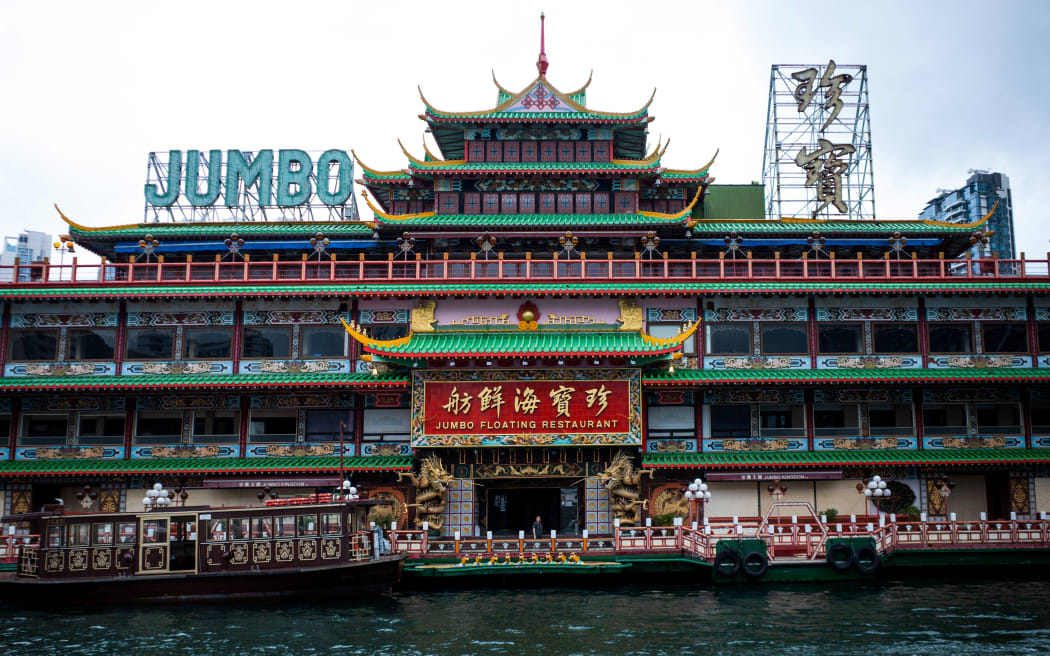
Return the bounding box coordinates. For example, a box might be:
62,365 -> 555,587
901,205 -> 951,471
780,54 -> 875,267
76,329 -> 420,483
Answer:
3,579 -> 1050,655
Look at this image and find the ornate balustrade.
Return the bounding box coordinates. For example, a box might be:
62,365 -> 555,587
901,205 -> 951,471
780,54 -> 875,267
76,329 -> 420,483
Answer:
3,256 -> 1048,287
396,516 -> 1050,562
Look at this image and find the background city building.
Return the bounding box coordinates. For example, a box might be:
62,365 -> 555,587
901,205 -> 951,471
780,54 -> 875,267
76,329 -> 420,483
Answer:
919,170 -> 1015,259
0,230 -> 52,282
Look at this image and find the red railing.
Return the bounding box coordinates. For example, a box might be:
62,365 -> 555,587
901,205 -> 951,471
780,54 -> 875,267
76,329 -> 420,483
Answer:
2,256 -> 1047,286
390,516 -> 1050,563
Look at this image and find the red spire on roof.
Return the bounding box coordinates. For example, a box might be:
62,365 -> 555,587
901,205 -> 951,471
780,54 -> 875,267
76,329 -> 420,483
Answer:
536,13 -> 549,77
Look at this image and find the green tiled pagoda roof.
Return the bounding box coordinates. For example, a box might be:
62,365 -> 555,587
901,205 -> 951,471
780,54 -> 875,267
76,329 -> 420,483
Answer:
689,220 -> 983,235
406,160 -> 661,175
374,212 -> 686,229
0,457 -> 414,477
69,221 -> 375,240
644,368 -> 1050,385
364,329 -> 683,359
3,281 -> 1050,301
424,108 -> 649,123
0,373 -> 409,391
643,449 -> 1050,469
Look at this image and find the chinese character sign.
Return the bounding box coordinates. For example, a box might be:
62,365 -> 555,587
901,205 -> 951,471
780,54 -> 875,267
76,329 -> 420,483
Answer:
791,59 -> 853,132
794,138 -> 856,216
416,376 -> 638,447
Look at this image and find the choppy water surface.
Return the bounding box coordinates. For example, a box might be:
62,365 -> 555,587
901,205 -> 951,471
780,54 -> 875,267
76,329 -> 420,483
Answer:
3,579 -> 1050,655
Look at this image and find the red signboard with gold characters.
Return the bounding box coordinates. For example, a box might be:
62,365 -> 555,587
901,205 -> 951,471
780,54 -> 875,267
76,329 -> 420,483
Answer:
412,370 -> 641,447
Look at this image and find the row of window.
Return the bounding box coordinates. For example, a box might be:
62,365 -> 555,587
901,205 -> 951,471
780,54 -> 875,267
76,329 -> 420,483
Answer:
8,325 -> 348,362
46,513 -> 347,548
647,402 -> 1038,439
705,322 -> 1040,356
464,140 -> 613,164
432,191 -> 637,216
11,408 -> 411,446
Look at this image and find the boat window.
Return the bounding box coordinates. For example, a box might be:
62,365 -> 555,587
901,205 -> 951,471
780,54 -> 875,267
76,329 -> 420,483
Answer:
142,519 -> 167,544
93,523 -> 114,545
982,322 -> 1028,353
928,323 -> 973,353
8,328 -> 59,361
118,522 -> 137,544
184,327 -> 233,359
817,323 -> 863,354
208,519 -> 228,542
125,328 -> 175,359
67,328 -> 116,360
761,323 -> 808,355
705,323 -> 752,355
301,325 -> 346,358
68,523 -> 90,546
252,517 -> 274,539
47,524 -> 64,548
275,516 -> 295,537
242,326 -> 291,359
298,514 -> 318,537
872,324 -> 919,353
230,518 -> 249,541
321,513 -> 342,535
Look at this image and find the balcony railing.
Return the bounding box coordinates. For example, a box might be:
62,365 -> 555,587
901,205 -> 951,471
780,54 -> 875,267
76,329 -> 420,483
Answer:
2,255 -> 1049,287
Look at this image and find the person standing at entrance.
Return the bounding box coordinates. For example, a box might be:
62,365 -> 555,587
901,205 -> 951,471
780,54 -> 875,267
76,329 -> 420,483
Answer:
531,515 -> 543,539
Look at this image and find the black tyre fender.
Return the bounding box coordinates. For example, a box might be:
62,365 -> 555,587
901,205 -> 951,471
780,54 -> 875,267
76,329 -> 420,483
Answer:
827,542 -> 854,571
714,549 -> 742,578
853,545 -> 879,574
741,550 -> 769,579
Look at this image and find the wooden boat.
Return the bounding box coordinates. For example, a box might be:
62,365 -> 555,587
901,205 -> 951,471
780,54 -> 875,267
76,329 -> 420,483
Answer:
0,497 -> 404,603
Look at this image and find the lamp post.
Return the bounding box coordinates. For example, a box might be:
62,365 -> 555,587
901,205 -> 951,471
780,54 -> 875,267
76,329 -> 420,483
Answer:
142,482 -> 173,511
684,478 -> 712,526
857,474 -> 893,515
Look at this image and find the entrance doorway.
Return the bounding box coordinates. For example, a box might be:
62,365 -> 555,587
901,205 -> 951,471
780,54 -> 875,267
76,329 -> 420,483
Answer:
486,487 -> 579,536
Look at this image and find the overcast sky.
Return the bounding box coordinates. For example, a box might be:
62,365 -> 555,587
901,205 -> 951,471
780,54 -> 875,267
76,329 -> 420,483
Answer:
2,0 -> 1048,255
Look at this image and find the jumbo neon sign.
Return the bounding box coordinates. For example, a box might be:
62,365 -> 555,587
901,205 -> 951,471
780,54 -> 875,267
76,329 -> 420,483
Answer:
142,149 -> 359,223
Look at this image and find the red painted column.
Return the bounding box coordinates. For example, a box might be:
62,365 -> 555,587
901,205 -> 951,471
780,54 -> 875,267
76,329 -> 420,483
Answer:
914,388 -> 925,450
805,389 -> 815,451
348,299 -> 359,365
122,396 -> 134,459
232,300 -> 243,374
696,296 -> 704,369
8,398 -> 19,460
1022,393 -> 1033,449
641,399 -> 649,455
917,297 -> 929,368
808,297 -> 818,369
353,392 -> 365,456
1027,296 -> 1039,368
238,396 -> 250,458
114,301 -> 127,375
0,301 -> 11,375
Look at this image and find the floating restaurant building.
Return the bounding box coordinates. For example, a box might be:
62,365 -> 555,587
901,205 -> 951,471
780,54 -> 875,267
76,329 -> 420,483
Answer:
3,27 -> 1050,538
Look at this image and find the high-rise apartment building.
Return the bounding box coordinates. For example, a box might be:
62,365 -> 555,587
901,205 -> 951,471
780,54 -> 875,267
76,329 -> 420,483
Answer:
919,170 -> 1015,258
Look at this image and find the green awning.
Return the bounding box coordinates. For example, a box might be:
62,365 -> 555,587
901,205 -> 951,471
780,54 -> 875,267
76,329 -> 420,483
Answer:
365,329 -> 683,359
3,281 -> 1046,301
0,456 -> 415,477
643,367 -> 1050,386
643,449 -> 1050,469
0,372 -> 408,392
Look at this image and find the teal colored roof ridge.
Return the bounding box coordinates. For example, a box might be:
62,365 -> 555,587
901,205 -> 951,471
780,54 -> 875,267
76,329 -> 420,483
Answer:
365,329 -> 683,358
70,221 -> 376,240
643,449 -> 1050,468
425,108 -> 649,122
3,281 -> 1050,300
688,220 -> 982,235
0,372 -> 409,390
407,160 -> 661,174
0,456 -> 415,476
374,212 -> 686,228
643,367 -> 1050,385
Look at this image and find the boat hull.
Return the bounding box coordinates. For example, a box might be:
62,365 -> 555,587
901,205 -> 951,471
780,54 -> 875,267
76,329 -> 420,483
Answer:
0,555 -> 404,604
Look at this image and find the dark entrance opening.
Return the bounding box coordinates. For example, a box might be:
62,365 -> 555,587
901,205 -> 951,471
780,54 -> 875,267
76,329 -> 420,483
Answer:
169,515 -> 197,571
487,487 -> 575,537
31,484 -> 63,512
985,473 -> 1012,520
